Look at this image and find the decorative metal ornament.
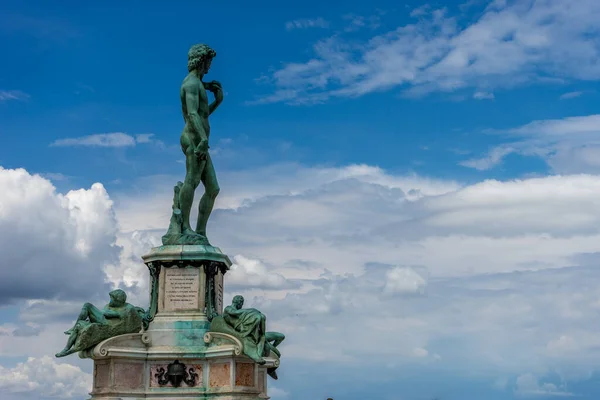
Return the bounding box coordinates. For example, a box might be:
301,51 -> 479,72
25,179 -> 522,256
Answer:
155,360 -> 198,387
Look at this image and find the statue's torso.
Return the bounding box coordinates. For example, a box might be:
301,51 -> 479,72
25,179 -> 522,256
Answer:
180,74 -> 210,137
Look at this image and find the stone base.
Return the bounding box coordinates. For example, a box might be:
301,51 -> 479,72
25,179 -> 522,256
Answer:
86,246 -> 276,399
86,332 -> 277,399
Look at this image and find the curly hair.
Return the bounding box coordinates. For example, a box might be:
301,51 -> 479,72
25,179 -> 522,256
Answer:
187,43 -> 217,72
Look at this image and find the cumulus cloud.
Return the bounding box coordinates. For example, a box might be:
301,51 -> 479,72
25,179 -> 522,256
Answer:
0,167 -> 119,304
6,162 -> 600,397
246,263 -> 600,382
515,373 -> 574,397
383,266 -> 427,295
103,230 -> 160,307
114,163 -> 460,232
227,255 -> 300,290
255,0 -> 600,104
0,356 -> 91,399
116,165 -> 600,281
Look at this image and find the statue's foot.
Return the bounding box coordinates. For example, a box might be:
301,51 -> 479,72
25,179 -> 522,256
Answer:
195,231 -> 211,246
267,368 -> 278,380
64,328 -> 74,335
182,228 -> 198,236
55,349 -> 69,358
180,229 -> 210,245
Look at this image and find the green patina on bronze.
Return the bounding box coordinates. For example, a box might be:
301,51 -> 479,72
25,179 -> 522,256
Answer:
162,43 -> 223,247
143,262 -> 161,329
55,289 -> 144,358
210,295 -> 285,379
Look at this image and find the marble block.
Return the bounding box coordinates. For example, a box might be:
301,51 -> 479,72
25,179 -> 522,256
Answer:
94,363 -> 109,389
114,362 -> 144,389
235,362 -> 255,387
209,362 -> 231,387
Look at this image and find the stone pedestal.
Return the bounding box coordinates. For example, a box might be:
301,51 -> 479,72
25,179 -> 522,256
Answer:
85,245 -> 278,400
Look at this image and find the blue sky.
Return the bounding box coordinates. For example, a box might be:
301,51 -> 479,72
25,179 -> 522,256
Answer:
3,0 -> 600,399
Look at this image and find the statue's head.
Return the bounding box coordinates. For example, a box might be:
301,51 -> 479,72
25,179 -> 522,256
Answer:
232,295 -> 244,309
108,289 -> 127,307
188,43 -> 216,74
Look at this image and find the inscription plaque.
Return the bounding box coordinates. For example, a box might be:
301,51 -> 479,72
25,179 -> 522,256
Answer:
164,268 -> 200,311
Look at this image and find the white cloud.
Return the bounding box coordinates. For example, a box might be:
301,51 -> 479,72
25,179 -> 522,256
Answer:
269,385 -> 289,399
113,163 -> 460,232
256,0 -> 600,104
383,267 -> 427,295
342,12 -> 383,32
410,4 -> 432,18
0,356 -> 91,399
461,114 -> 600,173
49,132 -> 157,147
104,229 -> 159,303
6,163 -> 600,396
227,255 -> 299,290
460,146 -> 514,170
134,133 -> 155,143
0,90 -> 29,102
559,91 -> 583,100
473,90 -> 495,100
0,167 -> 119,303
412,347 -> 429,357
39,172 -> 70,181
285,18 -> 328,31
515,373 -> 574,397
115,166 -> 600,282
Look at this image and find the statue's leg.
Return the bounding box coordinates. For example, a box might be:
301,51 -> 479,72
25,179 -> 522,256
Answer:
55,347 -> 79,358
179,147 -> 204,235
260,314 -> 266,336
267,367 -> 278,380
257,333 -> 266,362
267,332 -> 283,357
266,332 -> 285,348
271,346 -> 281,358
64,303 -> 106,335
56,324 -> 81,357
88,304 -> 108,324
264,341 -> 280,358
195,153 -> 220,238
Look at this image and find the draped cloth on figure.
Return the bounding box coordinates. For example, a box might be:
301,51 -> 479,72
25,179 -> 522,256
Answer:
225,306 -> 266,344
211,305 -> 267,364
